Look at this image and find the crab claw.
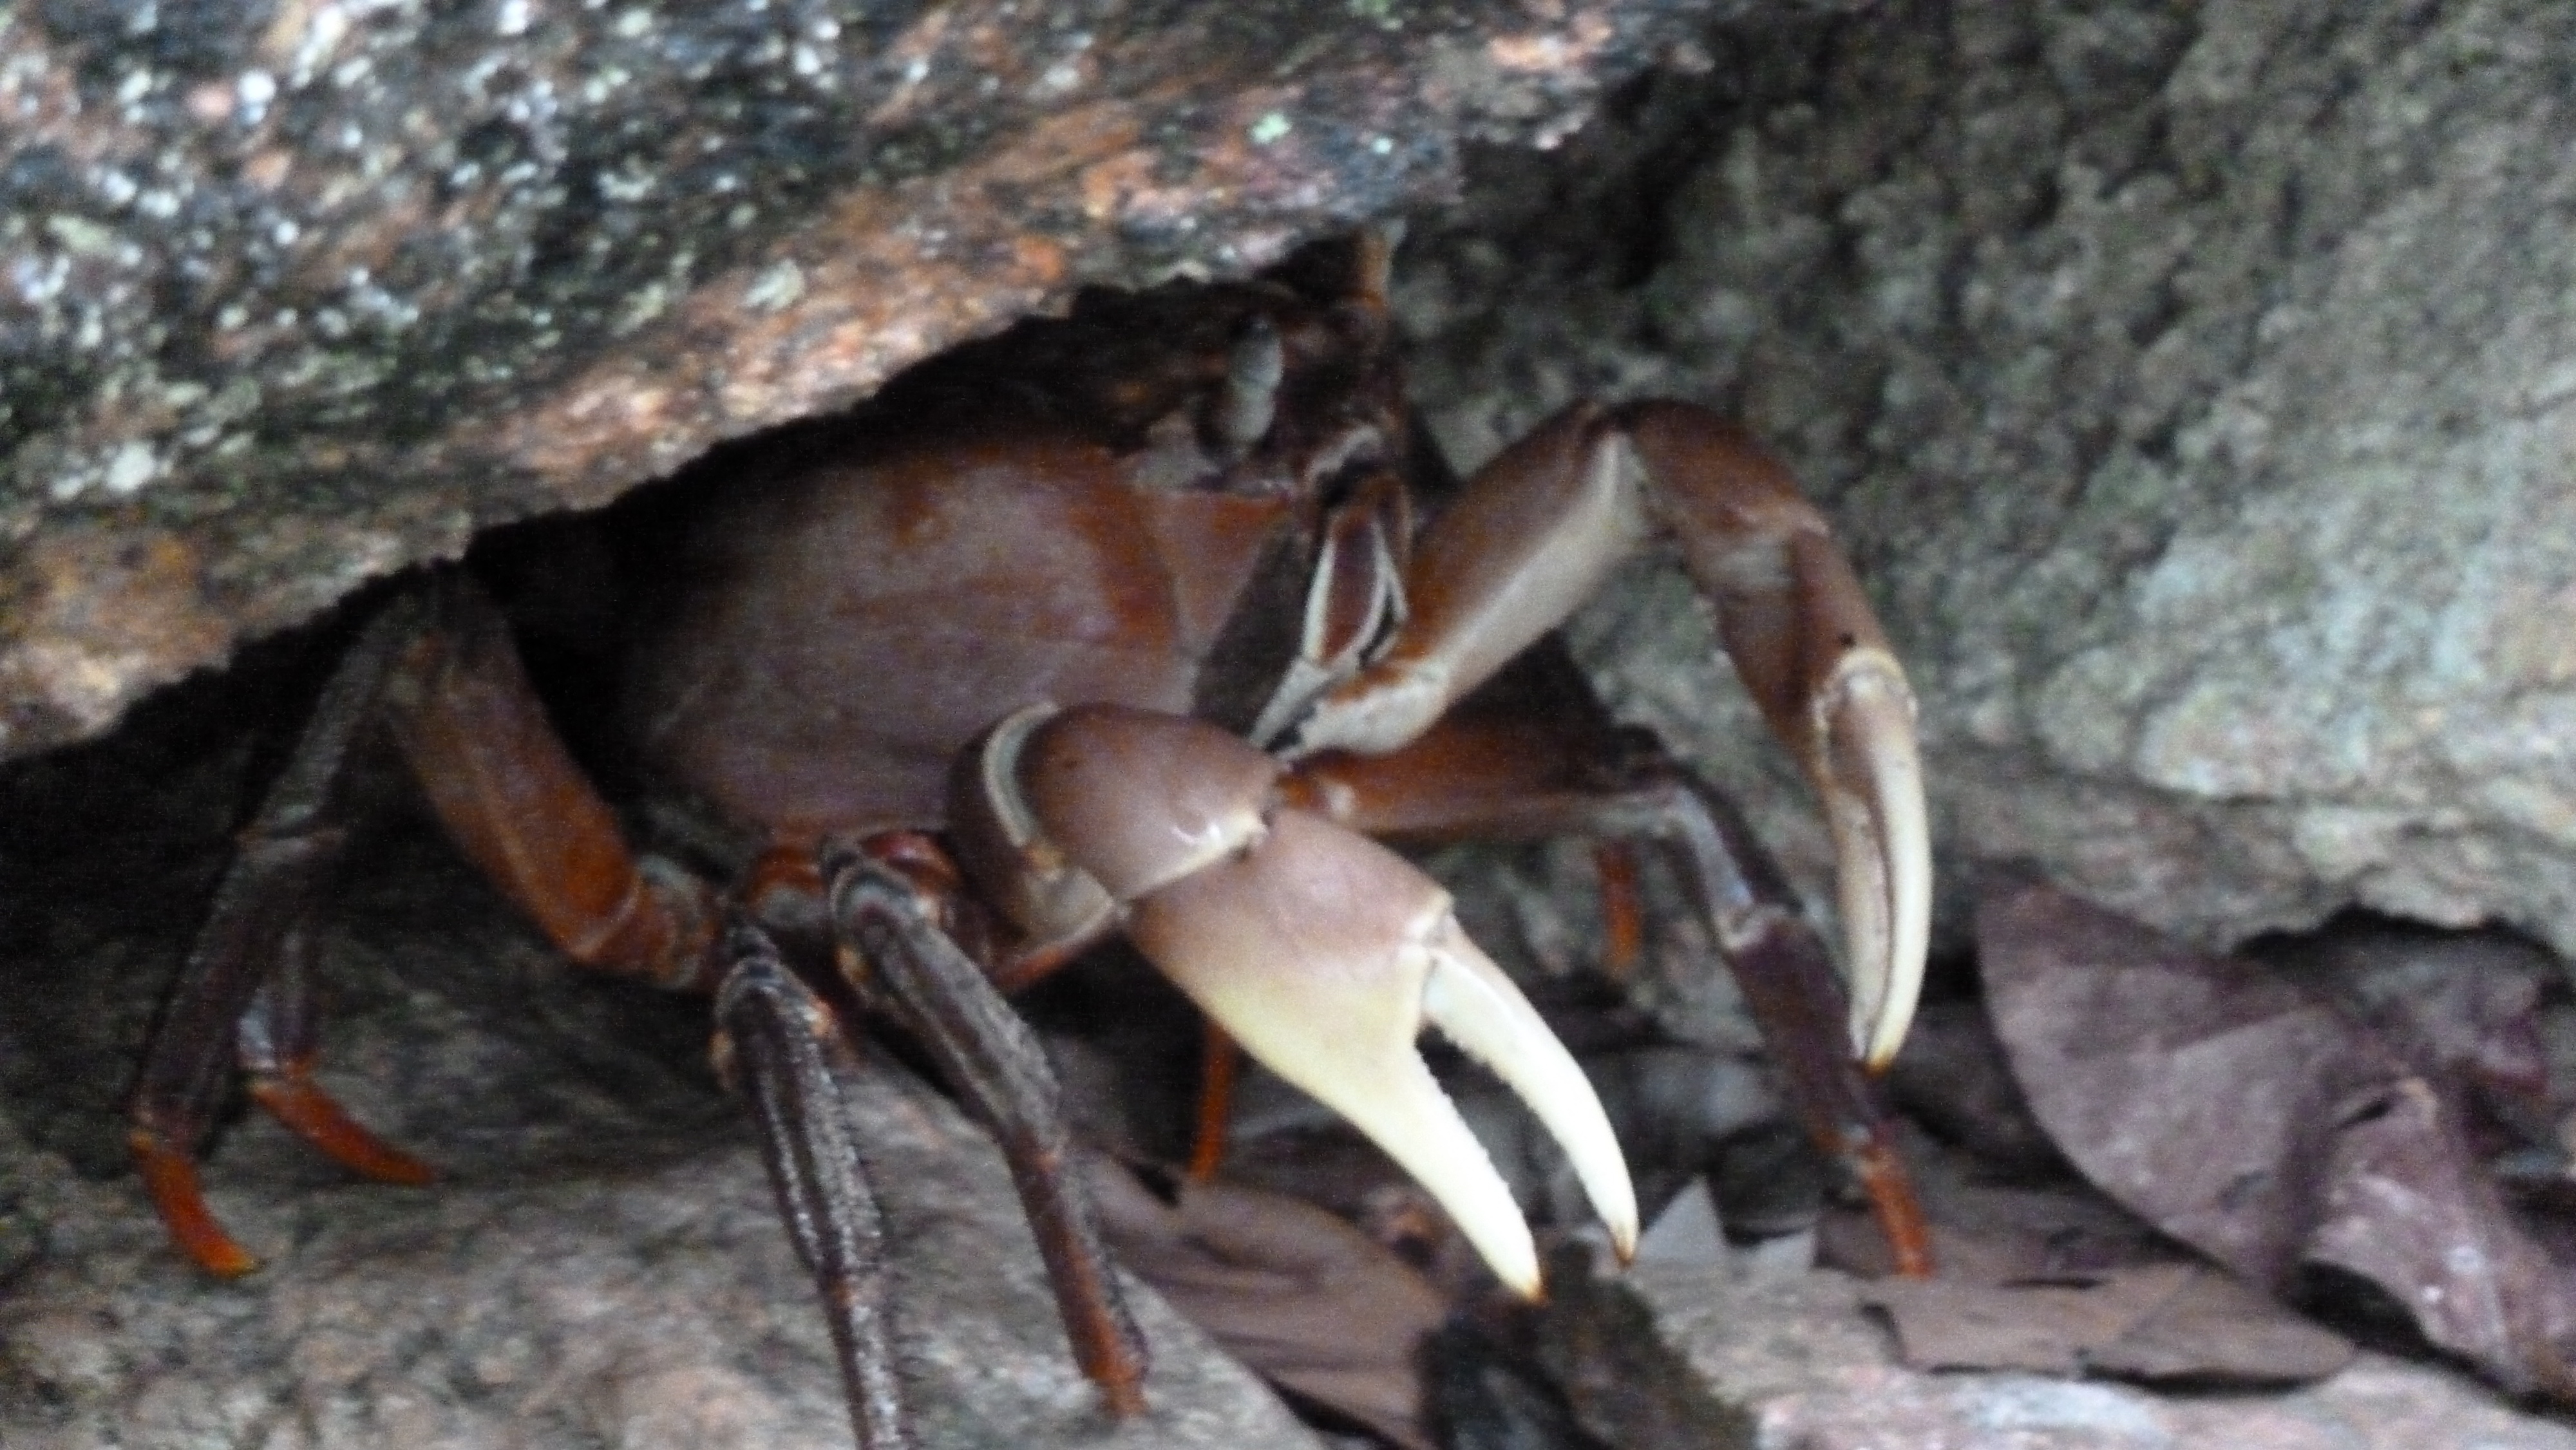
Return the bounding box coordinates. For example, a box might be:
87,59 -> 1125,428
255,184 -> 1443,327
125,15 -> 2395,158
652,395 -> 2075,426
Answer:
1758,531 -> 1931,1071
1622,403 -> 1932,1071
1807,632 -> 1931,1071
1275,401 -> 1931,1073
994,704 -> 1638,1296
1130,811 -> 1638,1294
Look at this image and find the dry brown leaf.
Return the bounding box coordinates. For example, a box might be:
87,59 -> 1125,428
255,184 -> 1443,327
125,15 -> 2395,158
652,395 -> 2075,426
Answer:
1884,999 -> 2066,1175
1864,1266 -> 2188,1375
2088,1262 -> 2356,1384
1083,1151 -> 1450,1449
1979,880 -> 2576,1398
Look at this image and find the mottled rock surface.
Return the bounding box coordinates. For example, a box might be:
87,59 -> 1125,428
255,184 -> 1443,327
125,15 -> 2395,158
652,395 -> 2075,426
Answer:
0,0 -> 1839,760
0,834 -> 1320,1449
1542,1259 -> 2576,1450
0,1084 -> 1318,1450
0,688 -> 1317,1449
1397,0 -> 2576,962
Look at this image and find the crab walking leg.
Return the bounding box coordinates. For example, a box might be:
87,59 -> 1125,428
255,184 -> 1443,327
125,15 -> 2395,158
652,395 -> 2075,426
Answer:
235,922 -> 438,1189
135,576 -> 728,1279
822,841 -> 1150,1418
1186,1019 -> 1240,1183
382,576 -> 721,992
981,704 -> 1638,1295
129,595 -> 430,1277
1295,401 -> 1930,1069
713,923 -> 911,1450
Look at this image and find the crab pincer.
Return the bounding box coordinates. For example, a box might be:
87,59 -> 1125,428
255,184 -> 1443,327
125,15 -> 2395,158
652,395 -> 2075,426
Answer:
964,701 -> 1637,1294
1294,400 -> 1931,1073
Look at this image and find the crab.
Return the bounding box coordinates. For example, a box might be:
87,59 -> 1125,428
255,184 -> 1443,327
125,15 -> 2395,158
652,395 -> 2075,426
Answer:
126,232 -> 1931,1449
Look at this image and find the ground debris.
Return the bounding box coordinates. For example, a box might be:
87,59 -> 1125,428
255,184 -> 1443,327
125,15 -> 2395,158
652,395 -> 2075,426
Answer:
1980,879 -> 2576,1400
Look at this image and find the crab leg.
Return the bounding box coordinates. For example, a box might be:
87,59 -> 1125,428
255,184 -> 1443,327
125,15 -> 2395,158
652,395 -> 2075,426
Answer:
822,837 -> 1150,1417
134,576 -> 726,1277
381,577 -> 720,992
129,594 -> 430,1277
713,923 -> 910,1450
961,703 -> 1638,1296
234,922 -> 440,1190
1186,1020 -> 1239,1183
1294,401 -> 1931,1069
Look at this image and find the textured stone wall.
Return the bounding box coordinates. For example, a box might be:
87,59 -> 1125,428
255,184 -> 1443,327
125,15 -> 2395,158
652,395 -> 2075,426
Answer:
1399,0 -> 2576,959
0,0 -> 1814,760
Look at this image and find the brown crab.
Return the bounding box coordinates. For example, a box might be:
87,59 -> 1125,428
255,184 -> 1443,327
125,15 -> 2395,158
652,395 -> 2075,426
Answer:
127,233 -> 1930,1448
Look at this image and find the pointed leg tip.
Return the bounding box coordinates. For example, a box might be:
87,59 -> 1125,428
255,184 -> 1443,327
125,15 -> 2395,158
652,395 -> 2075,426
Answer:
131,1132 -> 263,1278
194,1239 -> 261,1279
1099,1377 -> 1150,1421
249,1075 -> 440,1185
369,1154 -> 440,1187
1854,1127 -> 1937,1279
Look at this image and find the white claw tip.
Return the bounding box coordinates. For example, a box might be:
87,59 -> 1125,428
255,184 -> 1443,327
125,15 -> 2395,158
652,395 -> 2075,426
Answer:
1124,809 -> 1636,1305
1421,924 -> 1639,1274
1821,654 -> 1931,1074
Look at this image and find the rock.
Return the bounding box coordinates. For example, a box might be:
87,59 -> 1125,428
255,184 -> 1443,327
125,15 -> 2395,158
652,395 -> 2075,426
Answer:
0,1084 -> 1319,1450
15,0 -> 2576,1435
1396,0 -> 2576,963
1540,1257 -> 2576,1450
0,723 -> 1316,1448
0,0 -> 1839,761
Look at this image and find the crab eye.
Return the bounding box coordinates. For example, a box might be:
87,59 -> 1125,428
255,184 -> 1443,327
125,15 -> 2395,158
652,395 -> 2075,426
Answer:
1213,318 -> 1285,452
